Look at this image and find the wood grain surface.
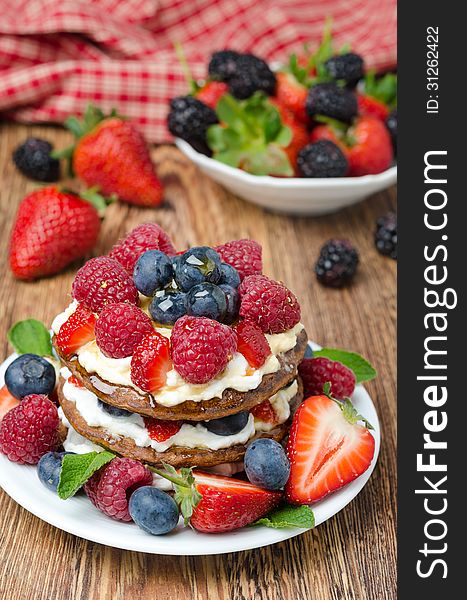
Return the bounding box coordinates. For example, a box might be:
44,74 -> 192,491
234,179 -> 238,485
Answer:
0,122 -> 397,600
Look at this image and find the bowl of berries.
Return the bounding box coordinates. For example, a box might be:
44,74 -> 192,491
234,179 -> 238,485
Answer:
168,29 -> 397,216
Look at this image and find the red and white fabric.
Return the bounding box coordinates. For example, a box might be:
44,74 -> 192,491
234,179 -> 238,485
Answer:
0,0 -> 397,143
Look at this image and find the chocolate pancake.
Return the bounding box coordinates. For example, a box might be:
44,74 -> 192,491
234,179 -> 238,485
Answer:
53,328 -> 307,421
58,377 -> 303,467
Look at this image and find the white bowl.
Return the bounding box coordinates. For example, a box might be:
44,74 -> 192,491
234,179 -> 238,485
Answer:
176,139 -> 397,216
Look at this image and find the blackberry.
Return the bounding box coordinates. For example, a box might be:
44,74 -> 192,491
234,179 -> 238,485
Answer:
375,212 -> 397,259
12,138 -> 60,182
227,54 -> 276,99
167,96 -> 218,155
315,239 -> 359,288
306,83 -> 357,123
297,140 -> 348,178
208,50 -> 242,81
324,53 -> 364,86
386,109 -> 397,155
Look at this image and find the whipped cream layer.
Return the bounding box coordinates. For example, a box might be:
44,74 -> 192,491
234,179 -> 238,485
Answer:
52,300 -> 304,407
59,368 -> 297,452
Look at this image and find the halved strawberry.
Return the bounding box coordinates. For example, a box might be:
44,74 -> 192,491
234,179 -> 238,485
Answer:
56,304 -> 96,357
0,386 -> 20,422
154,467 -> 282,533
234,320 -> 271,368
285,394 -> 375,504
144,418 -> 182,442
68,375 -> 84,388
251,399 -> 277,425
130,332 -> 172,393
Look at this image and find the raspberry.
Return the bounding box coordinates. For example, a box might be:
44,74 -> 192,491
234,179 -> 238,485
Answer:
72,256 -> 138,313
234,320 -> 271,368
298,357 -> 356,400
171,316 -> 237,384
56,303 -> 96,357
239,275 -> 301,334
84,457 -> 153,522
215,239 -> 262,281
108,223 -> 176,273
0,395 -> 59,464
95,303 -> 154,359
144,418 -> 182,442
130,332 -> 172,392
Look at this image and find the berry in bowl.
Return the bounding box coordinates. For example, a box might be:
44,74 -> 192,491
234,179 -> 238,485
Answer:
168,27 -> 397,216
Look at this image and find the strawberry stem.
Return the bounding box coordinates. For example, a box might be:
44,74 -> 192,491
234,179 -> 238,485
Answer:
174,41 -> 200,95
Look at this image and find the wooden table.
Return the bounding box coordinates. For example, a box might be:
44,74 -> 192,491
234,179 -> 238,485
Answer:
0,122 -> 397,600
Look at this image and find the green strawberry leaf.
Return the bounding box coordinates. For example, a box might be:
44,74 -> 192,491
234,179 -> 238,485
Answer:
58,451 -> 115,500
8,319 -> 53,357
208,93 -> 293,176
253,504 -> 315,529
362,71 -> 397,108
313,348 -> 377,384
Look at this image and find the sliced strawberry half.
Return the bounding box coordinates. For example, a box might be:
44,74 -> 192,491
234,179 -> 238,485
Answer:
0,386 -> 20,422
234,320 -> 271,368
251,399 -> 277,425
144,418 -> 182,442
56,304 -> 96,357
153,467 -> 282,533
130,332 -> 172,393
285,394 -> 375,504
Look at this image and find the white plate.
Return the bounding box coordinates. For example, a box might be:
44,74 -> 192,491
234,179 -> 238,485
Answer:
0,344 -> 380,555
176,139 -> 397,216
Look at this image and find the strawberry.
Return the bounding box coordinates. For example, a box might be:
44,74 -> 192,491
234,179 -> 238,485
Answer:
130,332 -> 172,393
251,399 -> 277,425
0,386 -> 20,422
358,71 -> 397,122
234,320 -> 271,368
144,418 -> 182,443
310,116 -> 393,176
57,105 -> 163,207
271,99 -> 309,174
68,375 -> 84,388
196,81 -> 229,108
155,466 -> 282,533
275,72 -> 308,124
9,187 -> 101,281
357,94 -> 389,121
56,304 -> 96,357
285,394 -> 375,504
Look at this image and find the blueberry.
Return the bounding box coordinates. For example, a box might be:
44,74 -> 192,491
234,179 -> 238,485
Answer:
219,263 -> 241,288
244,438 -> 290,490
304,345 -> 314,359
219,284 -> 240,324
149,290 -> 187,325
5,353 -> 56,399
205,411 -> 249,436
174,247 -> 222,291
37,451 -> 73,492
97,399 -> 133,417
133,250 -> 173,297
129,486 -> 179,535
186,283 -> 227,321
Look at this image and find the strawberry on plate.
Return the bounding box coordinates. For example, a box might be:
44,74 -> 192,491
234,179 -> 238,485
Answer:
275,72 -> 308,124
9,187 -> 101,281
310,116 -> 393,176
56,304 -> 96,357
155,466 -> 282,533
357,71 -> 397,122
196,81 -> 229,109
0,386 -> 20,422
56,105 -> 164,207
285,394 -> 375,504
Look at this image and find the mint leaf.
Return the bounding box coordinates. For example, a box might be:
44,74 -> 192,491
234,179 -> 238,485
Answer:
253,504 -> 314,529
58,451 -> 114,500
8,319 -> 53,357
313,348 -> 377,383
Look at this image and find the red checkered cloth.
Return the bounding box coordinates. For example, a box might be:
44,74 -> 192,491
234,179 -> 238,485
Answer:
0,0 -> 396,143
